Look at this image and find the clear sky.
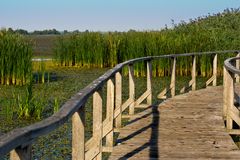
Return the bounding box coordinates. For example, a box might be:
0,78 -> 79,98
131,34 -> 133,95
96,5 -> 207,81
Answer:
1,0 -> 240,32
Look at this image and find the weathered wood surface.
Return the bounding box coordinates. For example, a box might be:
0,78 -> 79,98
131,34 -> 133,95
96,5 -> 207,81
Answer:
109,86 -> 240,159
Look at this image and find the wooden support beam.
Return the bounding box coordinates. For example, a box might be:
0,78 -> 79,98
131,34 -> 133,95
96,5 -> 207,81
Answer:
113,128 -> 120,133
92,90 -> 103,160
102,147 -> 113,153
213,54 -> 217,86
122,115 -> 133,119
171,57 -> 176,97
85,137 -> 95,152
72,107 -> 85,160
115,72 -> 122,129
180,80 -> 194,94
135,90 -> 151,106
206,54 -> 218,87
225,68 -> 234,130
229,110 -> 240,127
223,67 -> 228,119
128,64 -> 135,115
134,104 -> 150,109
157,87 -> 169,99
10,145 -> 32,160
147,60 -> 152,105
114,98 -> 133,118
192,55 -> 196,91
228,129 -> 240,135
236,53 -> 240,83
105,79 -> 114,148
206,76 -> 215,87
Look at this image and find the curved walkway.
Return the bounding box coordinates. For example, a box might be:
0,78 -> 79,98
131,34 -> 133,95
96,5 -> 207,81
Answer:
109,86 -> 240,159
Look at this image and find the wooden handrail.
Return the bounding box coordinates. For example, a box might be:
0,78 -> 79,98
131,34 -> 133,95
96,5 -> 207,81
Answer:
1,50 -> 240,159
223,52 -> 240,134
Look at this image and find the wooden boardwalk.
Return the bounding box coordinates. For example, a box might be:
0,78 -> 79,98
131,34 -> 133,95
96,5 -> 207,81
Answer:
109,86 -> 240,159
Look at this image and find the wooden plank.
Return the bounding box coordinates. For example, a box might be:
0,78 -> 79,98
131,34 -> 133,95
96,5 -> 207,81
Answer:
236,53 -> 240,83
102,147 -> 113,153
122,115 -> 132,119
113,128 -> 120,133
223,67 -> 228,119
192,55 -> 196,91
228,101 -> 240,127
135,104 -> 150,109
170,57 -> 176,97
114,98 -> 132,119
213,54 -> 218,86
85,146 -> 101,160
228,129 -> 240,135
206,75 -> 215,86
229,110 -> 240,127
102,120 -> 112,138
114,98 -> 133,117
92,90 -> 103,160
157,87 -> 169,99
231,104 -> 240,116
147,61 -> 152,105
180,79 -> 194,94
129,64 -> 135,115
85,137 -> 95,152
115,72 -> 122,129
105,79 -> 114,148
72,107 -> 85,160
135,90 -> 151,106
226,70 -> 234,130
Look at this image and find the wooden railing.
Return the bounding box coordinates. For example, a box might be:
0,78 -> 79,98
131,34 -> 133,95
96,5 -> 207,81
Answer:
223,52 -> 240,135
0,50 -> 239,160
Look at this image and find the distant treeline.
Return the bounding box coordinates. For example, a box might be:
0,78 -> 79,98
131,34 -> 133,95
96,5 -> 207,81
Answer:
5,28 -> 90,35
55,8 -> 240,77
6,28 -> 62,35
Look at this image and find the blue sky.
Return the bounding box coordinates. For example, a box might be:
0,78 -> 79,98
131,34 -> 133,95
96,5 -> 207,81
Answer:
1,0 -> 240,31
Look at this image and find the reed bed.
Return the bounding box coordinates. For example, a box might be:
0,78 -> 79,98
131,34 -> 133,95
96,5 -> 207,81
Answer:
55,8 -> 240,77
0,30 -> 33,85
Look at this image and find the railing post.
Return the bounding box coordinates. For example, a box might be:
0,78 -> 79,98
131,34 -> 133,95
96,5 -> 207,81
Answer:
213,54 -> 217,86
129,64 -> 135,115
10,145 -> 32,160
192,56 -> 196,91
72,107 -> 85,160
93,89 -> 103,160
223,67 -> 228,119
224,67 -> 234,130
106,79 -> 114,148
236,52 -> 240,83
147,60 -> 152,105
115,71 -> 122,129
170,57 -> 176,97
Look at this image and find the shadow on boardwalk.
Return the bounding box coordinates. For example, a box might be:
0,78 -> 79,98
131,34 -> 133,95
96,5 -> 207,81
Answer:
109,87 -> 240,159
115,104 -> 160,159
